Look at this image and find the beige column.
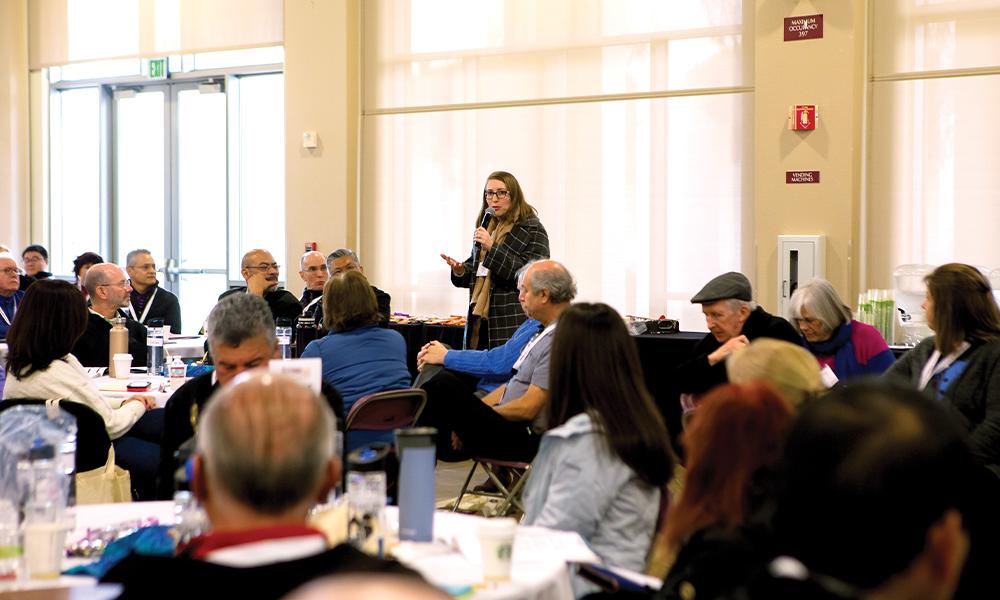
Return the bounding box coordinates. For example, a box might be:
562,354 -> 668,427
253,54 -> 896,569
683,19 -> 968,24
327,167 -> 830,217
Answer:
753,0 -> 866,312
0,0 -> 31,251
283,0 -> 360,296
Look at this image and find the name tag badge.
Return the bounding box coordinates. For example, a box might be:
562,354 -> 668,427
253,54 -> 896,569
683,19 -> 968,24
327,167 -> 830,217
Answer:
476,264 -> 490,277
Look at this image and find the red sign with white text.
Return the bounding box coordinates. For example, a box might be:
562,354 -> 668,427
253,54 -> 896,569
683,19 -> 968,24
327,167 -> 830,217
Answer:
786,171 -> 821,184
784,14 -> 823,41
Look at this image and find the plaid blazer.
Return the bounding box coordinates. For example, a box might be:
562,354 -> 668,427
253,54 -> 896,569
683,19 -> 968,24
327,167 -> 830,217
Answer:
451,215 -> 550,348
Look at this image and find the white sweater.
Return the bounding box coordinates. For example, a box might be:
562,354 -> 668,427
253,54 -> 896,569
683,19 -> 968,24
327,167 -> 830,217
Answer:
3,354 -> 145,440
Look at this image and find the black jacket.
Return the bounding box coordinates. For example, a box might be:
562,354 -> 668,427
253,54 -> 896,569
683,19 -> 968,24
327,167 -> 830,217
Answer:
71,310 -> 147,369
674,307 -> 802,395
130,283 -> 182,334
102,543 -> 422,600
219,286 -> 303,323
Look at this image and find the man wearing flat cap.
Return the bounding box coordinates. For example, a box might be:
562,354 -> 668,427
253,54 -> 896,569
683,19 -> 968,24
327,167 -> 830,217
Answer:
674,271 -> 801,395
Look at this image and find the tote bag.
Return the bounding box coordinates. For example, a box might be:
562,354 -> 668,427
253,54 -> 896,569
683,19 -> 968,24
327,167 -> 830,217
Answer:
75,446 -> 131,504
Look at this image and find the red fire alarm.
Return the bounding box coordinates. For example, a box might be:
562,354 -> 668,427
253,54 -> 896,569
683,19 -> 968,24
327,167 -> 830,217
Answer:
789,104 -> 817,130
304,241 -> 317,252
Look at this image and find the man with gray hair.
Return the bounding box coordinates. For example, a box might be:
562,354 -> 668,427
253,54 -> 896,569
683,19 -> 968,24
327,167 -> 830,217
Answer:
71,262 -> 148,368
318,248 -> 391,327
125,248 -> 182,333
105,372 -> 418,597
156,293 -> 343,499
675,271 -> 801,396
417,259 -> 576,463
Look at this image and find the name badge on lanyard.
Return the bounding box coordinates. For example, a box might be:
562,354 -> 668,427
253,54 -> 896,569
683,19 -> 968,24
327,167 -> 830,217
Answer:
128,287 -> 158,324
0,298 -> 15,327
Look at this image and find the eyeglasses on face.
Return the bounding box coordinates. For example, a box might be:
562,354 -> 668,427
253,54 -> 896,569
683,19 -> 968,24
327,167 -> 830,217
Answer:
484,190 -> 510,200
246,263 -> 280,271
0,268 -> 19,276
98,280 -> 129,289
304,265 -> 328,273
22,256 -> 43,264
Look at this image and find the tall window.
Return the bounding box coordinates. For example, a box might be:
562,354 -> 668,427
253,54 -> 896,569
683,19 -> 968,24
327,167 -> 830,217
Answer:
868,0 -> 1000,286
361,0 -> 752,330
46,49 -> 284,333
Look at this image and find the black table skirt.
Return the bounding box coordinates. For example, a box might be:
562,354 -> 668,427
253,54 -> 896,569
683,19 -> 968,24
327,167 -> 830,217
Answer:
632,332 -> 705,451
389,323 -> 466,379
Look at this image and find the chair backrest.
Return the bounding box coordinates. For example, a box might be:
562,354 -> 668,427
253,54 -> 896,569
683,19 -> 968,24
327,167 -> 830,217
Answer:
345,388 -> 427,432
0,398 -> 112,473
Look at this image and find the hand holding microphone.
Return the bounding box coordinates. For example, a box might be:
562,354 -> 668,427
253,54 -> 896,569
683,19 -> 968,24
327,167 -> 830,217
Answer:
473,207 -> 496,252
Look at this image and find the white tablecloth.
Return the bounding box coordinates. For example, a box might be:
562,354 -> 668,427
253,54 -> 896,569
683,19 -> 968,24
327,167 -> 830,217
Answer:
94,376 -> 185,408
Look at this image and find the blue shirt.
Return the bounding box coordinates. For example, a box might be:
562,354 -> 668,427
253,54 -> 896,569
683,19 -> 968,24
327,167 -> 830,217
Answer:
301,325 -> 411,452
443,318 -> 541,392
0,290 -> 25,339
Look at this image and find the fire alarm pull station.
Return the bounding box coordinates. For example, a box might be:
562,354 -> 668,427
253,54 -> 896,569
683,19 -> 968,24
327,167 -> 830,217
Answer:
789,105 -> 817,131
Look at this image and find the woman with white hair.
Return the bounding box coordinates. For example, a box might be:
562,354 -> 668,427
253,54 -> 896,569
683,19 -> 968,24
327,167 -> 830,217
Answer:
789,278 -> 894,381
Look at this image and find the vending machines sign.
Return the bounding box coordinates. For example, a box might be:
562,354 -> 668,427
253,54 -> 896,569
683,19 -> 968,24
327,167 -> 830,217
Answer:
784,14 -> 823,41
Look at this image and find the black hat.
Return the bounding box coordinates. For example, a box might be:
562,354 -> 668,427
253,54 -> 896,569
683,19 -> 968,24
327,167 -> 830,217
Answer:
690,272 -> 752,304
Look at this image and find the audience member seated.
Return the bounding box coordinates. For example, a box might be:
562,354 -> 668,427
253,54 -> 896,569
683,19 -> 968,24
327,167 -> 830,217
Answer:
314,248 -> 391,328
287,575 -> 447,600
726,338 -> 825,409
757,382 -> 973,600
21,244 -> 52,282
886,263 -> 1000,474
3,280 -> 162,499
0,252 -> 24,339
219,248 -> 302,323
103,372 -> 419,599
789,278 -> 894,381
298,250 -> 329,312
413,315 -> 541,394
71,263 -> 148,369
416,259 -> 575,463
522,303 -> 674,595
126,249 -> 182,334
674,272 -> 801,396
647,382 -> 794,599
158,293 -> 343,500
301,271 -> 408,453
73,251 -> 103,301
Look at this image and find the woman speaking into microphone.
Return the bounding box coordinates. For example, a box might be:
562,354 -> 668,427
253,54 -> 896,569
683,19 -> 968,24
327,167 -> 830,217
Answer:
441,171 -> 549,349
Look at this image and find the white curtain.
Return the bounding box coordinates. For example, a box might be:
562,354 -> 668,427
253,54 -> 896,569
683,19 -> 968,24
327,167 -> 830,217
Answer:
28,0 -> 283,69
361,0 -> 752,331
868,0 -> 1000,287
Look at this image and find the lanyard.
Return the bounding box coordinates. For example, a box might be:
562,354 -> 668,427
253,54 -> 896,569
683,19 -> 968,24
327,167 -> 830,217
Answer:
917,341 -> 971,391
513,322 -> 556,371
128,287 -> 158,324
0,297 -> 16,327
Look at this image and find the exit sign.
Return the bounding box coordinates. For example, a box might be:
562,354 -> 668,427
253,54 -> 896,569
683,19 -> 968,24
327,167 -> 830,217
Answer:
148,58 -> 168,80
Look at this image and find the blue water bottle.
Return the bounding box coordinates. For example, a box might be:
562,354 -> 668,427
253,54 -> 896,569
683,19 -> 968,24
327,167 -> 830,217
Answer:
395,427 -> 437,542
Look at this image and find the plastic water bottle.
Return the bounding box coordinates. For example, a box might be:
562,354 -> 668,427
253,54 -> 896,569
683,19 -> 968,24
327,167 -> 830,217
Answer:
168,356 -> 186,384
276,318 -> 293,359
173,491 -> 207,546
0,499 -> 20,580
146,318 -> 165,376
23,439 -> 65,524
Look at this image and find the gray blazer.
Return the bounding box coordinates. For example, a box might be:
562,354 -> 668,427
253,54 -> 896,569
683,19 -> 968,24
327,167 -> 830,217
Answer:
522,413 -> 660,573
887,336 -> 1000,471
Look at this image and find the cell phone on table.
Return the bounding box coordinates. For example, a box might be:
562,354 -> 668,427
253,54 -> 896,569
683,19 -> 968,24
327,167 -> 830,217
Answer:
126,380 -> 151,392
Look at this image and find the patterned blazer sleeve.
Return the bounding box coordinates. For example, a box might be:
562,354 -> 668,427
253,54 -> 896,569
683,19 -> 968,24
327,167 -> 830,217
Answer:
482,218 -> 550,282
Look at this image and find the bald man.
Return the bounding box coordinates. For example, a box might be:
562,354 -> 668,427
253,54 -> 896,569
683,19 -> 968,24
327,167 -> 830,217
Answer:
218,249 -> 302,323
71,263 -> 148,369
103,372 -> 420,598
298,250 -> 329,312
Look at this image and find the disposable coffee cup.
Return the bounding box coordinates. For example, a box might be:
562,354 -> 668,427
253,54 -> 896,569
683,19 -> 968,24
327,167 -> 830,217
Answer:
479,517 -> 517,582
23,522 -> 67,579
112,353 -> 132,380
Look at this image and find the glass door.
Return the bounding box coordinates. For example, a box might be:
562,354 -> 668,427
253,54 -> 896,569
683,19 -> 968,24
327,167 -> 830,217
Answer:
113,81 -> 228,334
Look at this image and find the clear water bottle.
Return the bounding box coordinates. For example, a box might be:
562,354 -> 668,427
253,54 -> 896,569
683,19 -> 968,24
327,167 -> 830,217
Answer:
173,491 -> 207,546
146,318 -> 165,376
168,356 -> 186,384
276,318 -> 293,359
0,499 -> 20,579
23,439 -> 65,524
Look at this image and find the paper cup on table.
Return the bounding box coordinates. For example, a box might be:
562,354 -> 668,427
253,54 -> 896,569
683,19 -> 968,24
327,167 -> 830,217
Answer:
479,517 -> 517,582
112,353 -> 132,379
23,521 -> 68,579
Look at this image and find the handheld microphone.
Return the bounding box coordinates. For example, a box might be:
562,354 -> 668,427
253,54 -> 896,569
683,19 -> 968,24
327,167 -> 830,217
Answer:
474,207 -> 496,252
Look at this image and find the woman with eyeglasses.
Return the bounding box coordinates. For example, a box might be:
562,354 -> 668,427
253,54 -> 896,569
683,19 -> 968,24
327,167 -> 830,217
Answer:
440,171 -> 550,349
